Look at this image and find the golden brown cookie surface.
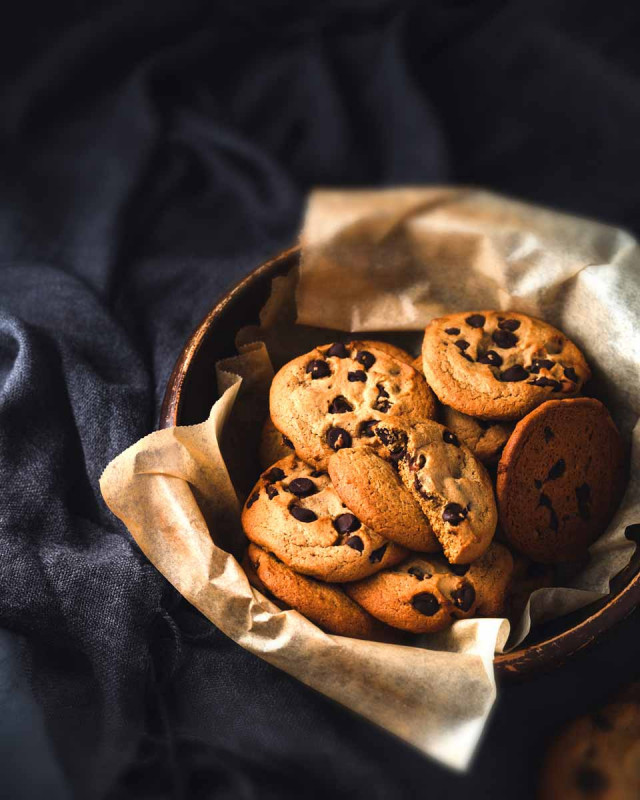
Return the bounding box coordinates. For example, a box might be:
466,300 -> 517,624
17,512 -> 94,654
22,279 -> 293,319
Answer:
441,405 -> 514,465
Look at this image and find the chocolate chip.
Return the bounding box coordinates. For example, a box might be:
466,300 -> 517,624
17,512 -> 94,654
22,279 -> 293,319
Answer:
328,395 -> 353,414
539,493 -> 559,531
326,342 -> 349,358
461,352 -> 474,362
376,383 -> 390,398
359,420 -> 377,438
442,503 -> 468,526
388,445 -> 406,462
538,493 -> 553,509
376,427 -> 407,450
497,318 -> 520,332
450,564 -> 470,576
264,467 -> 285,483
451,583 -> 476,611
306,359 -> 331,379
443,430 -> 460,447
408,566 -> 425,579
348,370 -> 367,382
528,376 -> 562,391
333,513 -> 361,534
477,350 -> 503,367
529,358 -> 555,373
574,766 -> 608,794
369,544 -> 387,563
246,491 -> 259,509
310,470 -> 326,478
465,314 -> 485,328
282,435 -> 294,449
287,478 -> 318,497
576,483 -> 591,520
445,327 -> 461,335
534,479 -> 543,489
266,485 -> 279,499
355,350 -> 375,370
500,365 -> 529,382
543,426 -> 554,442
346,535 -> 364,552
411,593 -> 440,616
564,366 -> 579,382
289,505 -> 317,523
492,329 -> 518,348
326,427 -> 352,451
546,459 -> 566,481
375,400 -> 391,413
409,453 -> 426,471
454,339 -> 470,351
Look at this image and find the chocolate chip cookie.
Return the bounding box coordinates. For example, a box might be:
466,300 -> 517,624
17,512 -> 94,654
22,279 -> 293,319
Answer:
441,405 -> 514,466
497,398 -> 624,563
259,416 -> 295,470
270,342 -> 436,469
540,701 -> 640,799
244,544 -> 395,641
242,454 -> 407,582
422,311 -> 590,421
344,542 -> 514,634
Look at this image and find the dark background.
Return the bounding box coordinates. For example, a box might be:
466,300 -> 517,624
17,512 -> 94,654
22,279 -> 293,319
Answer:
1,1 -> 639,798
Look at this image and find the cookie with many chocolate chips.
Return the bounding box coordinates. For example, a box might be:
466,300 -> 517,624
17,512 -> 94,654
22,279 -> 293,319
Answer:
344,542 -> 513,634
242,455 -> 407,582
422,311 -> 590,421
540,701 -> 640,800
243,544 -> 396,641
497,398 -> 624,563
270,342 -> 436,468
349,340 -> 415,366
441,405 -> 514,465
259,416 -> 296,470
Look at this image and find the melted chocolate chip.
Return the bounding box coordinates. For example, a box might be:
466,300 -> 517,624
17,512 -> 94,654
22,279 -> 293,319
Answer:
359,420 -> 377,438
326,427 -> 352,451
266,485 -> 279,499
442,503 -> 468,525
546,459 -> 566,481
333,513 -> 362,534
376,427 -> 407,450
454,339 -> 470,351
348,370 -> 367,382
408,566 -> 426,579
477,350 -> 503,367
409,453 -> 426,471
529,358 -> 555,373
497,318 -> 520,332
538,493 -> 559,531
443,430 -> 460,447
500,365 -> 529,382
574,766 -> 608,794
445,327 -> 461,335
282,435 -> 294,449
376,383 -> 390,398
265,467 -> 285,483
374,383 -> 392,412
306,359 -> 331,379
355,350 -> 375,370
246,491 -> 259,509
564,366 -> 579,382
492,329 -> 518,349
543,426 -> 554,443
534,479 -> 543,489
450,564 -> 470,576
411,593 -> 440,616
310,470 -> 326,478
576,483 -> 591,520
287,478 -> 318,497
326,342 -> 349,358
451,583 -> 476,611
528,376 -> 561,391
346,535 -> 364,552
289,505 -> 317,523
328,395 -> 353,414
369,544 -> 387,563
465,314 -> 485,328
461,352 -> 474,362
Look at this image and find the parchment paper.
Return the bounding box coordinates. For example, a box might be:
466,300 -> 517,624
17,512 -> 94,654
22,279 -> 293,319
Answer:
101,188 -> 640,771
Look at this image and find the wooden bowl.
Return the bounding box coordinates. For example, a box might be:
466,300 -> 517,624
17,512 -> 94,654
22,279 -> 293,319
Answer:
159,246 -> 640,681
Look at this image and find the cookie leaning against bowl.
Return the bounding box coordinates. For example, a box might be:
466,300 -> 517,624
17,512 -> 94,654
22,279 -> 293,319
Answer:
270,342 -> 436,469
344,542 -> 514,634
242,454 -> 407,582
243,544 -> 396,641
422,311 -> 590,421
497,398 -> 625,563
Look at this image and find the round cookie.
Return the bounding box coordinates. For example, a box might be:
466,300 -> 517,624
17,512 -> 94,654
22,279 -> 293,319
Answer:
259,416 -> 296,470
270,342 -> 437,469
422,311 -> 590,421
441,405 -> 514,465
242,454 -> 407,582
344,542 -> 513,634
497,398 -> 624,563
244,544 -> 394,641
540,702 -> 640,799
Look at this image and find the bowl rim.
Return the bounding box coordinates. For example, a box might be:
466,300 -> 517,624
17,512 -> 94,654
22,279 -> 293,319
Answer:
159,246 -> 640,681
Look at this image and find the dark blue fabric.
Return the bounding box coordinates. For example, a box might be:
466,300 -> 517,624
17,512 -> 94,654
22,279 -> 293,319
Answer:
1,1 -> 639,798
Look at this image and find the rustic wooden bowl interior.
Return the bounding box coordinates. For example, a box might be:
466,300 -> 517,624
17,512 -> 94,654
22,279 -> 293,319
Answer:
160,247 -> 640,682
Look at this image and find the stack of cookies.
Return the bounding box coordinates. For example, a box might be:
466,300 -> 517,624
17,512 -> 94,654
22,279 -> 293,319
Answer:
241,311 -> 625,641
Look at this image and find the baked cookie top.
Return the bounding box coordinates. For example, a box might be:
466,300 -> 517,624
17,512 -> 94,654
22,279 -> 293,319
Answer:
422,311 -> 590,421
441,405 -> 514,466
270,342 -> 436,468
497,398 -> 624,563
242,454 -> 407,582
344,542 -> 513,634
